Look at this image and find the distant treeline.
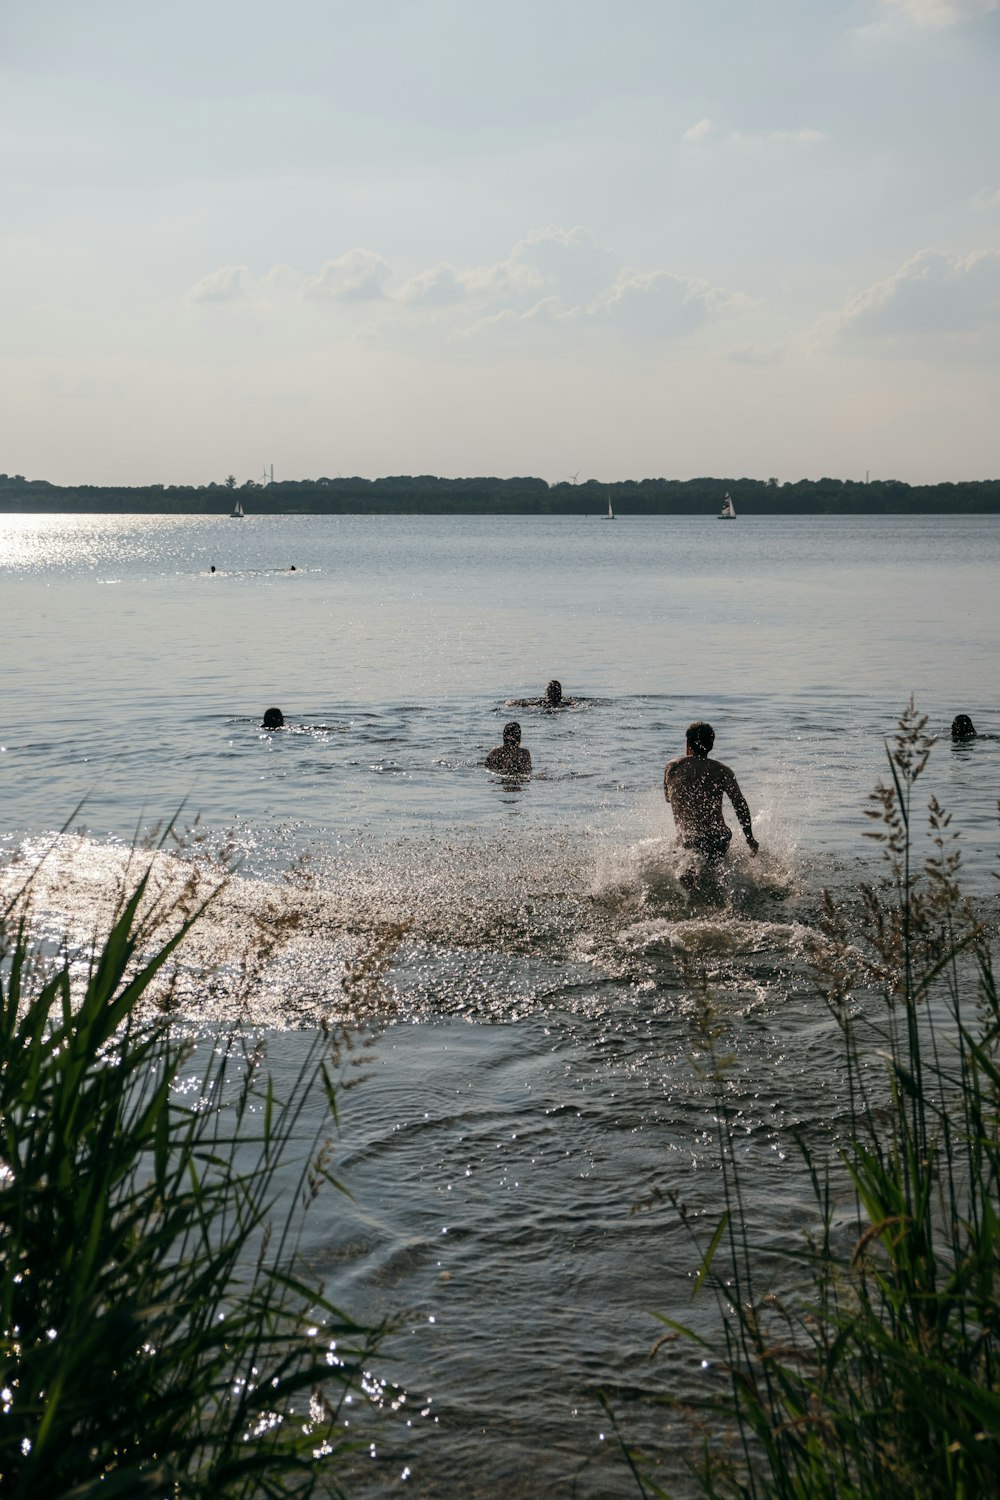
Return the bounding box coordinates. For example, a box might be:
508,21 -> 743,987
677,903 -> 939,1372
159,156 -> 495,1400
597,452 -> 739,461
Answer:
1,472 -> 999,515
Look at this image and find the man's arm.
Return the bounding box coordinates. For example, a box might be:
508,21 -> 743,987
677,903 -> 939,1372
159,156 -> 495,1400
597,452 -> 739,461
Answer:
725,771 -> 758,854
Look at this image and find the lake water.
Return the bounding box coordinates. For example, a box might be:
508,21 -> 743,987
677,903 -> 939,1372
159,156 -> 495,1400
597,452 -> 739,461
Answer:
1,511 -> 997,1494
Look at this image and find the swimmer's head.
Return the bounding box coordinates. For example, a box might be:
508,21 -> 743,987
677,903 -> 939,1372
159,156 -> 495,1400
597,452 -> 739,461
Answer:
262,707 -> 285,730
545,679 -> 563,706
951,714 -> 977,741
503,721 -> 522,745
686,721 -> 715,758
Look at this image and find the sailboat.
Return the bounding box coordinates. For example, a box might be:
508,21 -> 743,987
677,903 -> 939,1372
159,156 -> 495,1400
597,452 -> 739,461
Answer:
606,492 -> 615,520
718,492 -> 736,520
230,497 -> 245,519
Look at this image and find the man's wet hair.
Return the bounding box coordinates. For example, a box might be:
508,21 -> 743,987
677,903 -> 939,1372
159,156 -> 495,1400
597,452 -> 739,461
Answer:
686,720 -> 715,758
951,714 -> 977,741
545,679 -> 563,706
503,721 -> 522,744
262,707 -> 285,729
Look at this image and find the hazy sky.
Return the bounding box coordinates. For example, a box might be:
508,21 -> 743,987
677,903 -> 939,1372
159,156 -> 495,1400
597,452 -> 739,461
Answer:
3,0 -> 999,486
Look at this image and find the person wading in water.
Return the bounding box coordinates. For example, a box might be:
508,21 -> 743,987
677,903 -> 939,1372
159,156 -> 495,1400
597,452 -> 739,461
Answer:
506,679 -> 578,709
664,721 -> 759,875
485,722 -> 532,775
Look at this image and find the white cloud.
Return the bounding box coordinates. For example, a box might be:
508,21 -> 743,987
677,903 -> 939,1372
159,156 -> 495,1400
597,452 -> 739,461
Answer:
463,296 -> 566,340
831,248 -> 1000,340
972,187 -> 1000,209
452,255 -> 543,305
401,227 -> 621,317
186,265 -> 251,303
598,270 -> 752,339
879,0 -> 997,26
397,263 -> 468,306
508,226 -> 619,305
183,228 -> 753,352
463,263 -> 751,346
682,117 -> 714,142
301,249 -> 393,302
262,263 -> 299,293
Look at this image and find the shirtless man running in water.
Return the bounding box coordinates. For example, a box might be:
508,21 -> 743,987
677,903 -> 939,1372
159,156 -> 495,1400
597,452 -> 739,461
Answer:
664,721 -> 759,864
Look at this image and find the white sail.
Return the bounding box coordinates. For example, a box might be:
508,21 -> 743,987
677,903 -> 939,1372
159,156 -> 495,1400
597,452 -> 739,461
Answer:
718,492 -> 736,519
606,493 -> 615,520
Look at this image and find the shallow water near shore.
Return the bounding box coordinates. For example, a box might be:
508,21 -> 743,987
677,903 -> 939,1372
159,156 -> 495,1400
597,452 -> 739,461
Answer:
2,511 -> 998,1493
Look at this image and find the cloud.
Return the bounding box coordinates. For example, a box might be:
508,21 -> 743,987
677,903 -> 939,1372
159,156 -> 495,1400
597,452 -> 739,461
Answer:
458,258 -> 542,303
186,265 -> 251,303
506,225 -> 619,305
397,263 -> 468,306
464,264 -> 752,346
831,248 -> 1000,341
597,270 -> 753,339
184,228 -> 752,351
301,248 -> 393,302
973,187 -> 1000,209
262,262 -> 300,293
463,295 -> 566,340
878,0 -> 997,26
682,121 -> 825,148
399,227 -> 619,316
682,117 -> 714,142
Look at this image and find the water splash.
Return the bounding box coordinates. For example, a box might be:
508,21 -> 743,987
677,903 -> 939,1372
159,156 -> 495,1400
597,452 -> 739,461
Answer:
2,821 -> 824,1030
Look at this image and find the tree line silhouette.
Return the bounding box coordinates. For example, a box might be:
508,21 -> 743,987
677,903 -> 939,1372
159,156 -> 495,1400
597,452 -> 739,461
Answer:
1,472 -> 998,514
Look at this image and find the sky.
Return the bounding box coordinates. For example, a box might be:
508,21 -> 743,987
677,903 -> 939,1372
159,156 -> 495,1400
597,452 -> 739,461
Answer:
2,0 -> 999,487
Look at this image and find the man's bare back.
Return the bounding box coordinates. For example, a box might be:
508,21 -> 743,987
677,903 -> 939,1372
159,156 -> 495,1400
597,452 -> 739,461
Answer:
485,720 -> 532,775
664,722 -> 758,858
485,744 -> 532,774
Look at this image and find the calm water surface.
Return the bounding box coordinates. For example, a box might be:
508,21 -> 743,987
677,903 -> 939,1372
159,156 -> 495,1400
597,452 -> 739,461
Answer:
2,512 -> 997,1494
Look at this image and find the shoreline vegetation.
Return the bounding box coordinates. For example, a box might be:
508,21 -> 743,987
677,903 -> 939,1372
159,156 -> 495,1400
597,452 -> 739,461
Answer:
2,472 -> 1000,515
0,840 -> 403,1498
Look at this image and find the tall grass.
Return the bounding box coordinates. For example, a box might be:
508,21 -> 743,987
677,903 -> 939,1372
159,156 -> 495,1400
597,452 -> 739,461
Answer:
0,850 -> 392,1498
642,702 -> 1000,1497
